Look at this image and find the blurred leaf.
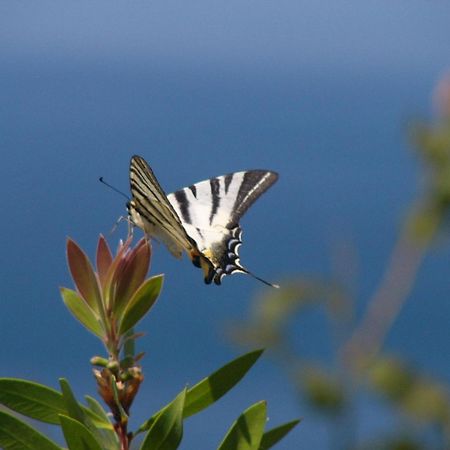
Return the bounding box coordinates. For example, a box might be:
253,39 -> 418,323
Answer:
401,379 -> 450,424
0,410 -> 61,450
60,288 -> 104,338
140,388 -> 186,450
135,350 -> 264,435
255,279 -> 346,325
300,365 -> 345,415
217,401 -> 267,450
357,435 -> 424,450
114,238 -> 151,316
96,235 -> 113,289
60,415 -> 103,450
184,349 -> 264,418
258,419 -> 301,449
230,279 -> 348,350
119,274 -> 163,335
0,378 -> 66,424
369,357 -> 415,402
67,238 -> 103,314
406,206 -> 441,245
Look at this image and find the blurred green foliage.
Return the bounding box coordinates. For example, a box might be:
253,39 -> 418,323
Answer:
229,77 -> 450,449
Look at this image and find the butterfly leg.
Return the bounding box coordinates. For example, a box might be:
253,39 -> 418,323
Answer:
108,215 -> 135,239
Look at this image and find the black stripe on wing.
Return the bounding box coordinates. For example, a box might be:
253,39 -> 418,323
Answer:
130,156 -> 182,225
230,170 -> 278,226
209,178 -> 221,225
129,155 -> 195,249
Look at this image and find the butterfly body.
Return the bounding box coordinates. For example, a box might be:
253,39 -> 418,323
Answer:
128,155 -> 279,287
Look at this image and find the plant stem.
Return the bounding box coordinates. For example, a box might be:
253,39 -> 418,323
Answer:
116,422 -> 129,450
342,231 -> 427,366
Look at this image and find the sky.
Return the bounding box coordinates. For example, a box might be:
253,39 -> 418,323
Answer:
1,2 -> 450,449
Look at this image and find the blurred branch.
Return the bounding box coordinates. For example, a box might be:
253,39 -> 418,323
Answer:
341,231 -> 426,366
343,74 -> 450,369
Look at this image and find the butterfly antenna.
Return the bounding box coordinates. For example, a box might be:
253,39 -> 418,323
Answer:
99,177 -> 130,201
242,268 -> 280,289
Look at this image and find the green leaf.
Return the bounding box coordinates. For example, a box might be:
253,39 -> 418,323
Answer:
119,274 -> 163,335
0,378 -> 110,431
0,378 -> 66,424
59,379 -> 85,424
0,410 -> 62,450
123,328 -> 136,359
84,396 -> 110,424
114,238 -> 151,316
96,235 -> 113,289
140,388 -> 186,450
184,349 -> 264,418
135,350 -> 264,436
59,379 -> 112,448
217,401 -> 267,450
60,288 -> 104,338
258,419 -> 301,449
66,238 -> 103,314
60,415 -> 103,450
84,396 -> 118,448
110,377 -> 128,423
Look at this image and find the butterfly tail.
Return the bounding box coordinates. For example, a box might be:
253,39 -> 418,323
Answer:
240,268 -> 280,289
212,265 -> 279,289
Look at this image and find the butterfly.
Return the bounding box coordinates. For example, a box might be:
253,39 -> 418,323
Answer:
127,155 -> 279,287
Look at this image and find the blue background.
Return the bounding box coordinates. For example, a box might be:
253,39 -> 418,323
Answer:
1,2 -> 450,448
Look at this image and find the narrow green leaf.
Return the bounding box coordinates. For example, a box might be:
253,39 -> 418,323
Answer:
0,410 -> 62,450
0,377 -> 110,431
184,349 -> 264,418
114,238 -> 151,317
103,237 -> 132,308
110,377 -> 128,422
60,288 -> 104,338
60,415 -> 103,450
258,419 -> 301,449
59,379 -> 85,424
123,328 -> 136,359
96,235 -> 113,289
140,388 -> 186,450
84,396 -> 119,449
119,274 -> 163,335
217,401 -> 267,450
84,395 -> 116,429
84,396 -> 110,424
60,379 -> 111,447
0,378 -> 66,424
66,238 -> 103,314
135,350 -> 264,436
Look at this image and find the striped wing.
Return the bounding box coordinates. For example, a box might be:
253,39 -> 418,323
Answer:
167,170 -> 278,285
128,156 -> 196,258
128,155 -> 278,287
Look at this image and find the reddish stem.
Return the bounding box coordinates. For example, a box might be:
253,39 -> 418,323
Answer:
115,422 -> 129,450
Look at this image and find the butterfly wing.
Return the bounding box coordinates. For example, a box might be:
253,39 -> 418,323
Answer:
167,170 -> 278,285
128,155 -> 197,258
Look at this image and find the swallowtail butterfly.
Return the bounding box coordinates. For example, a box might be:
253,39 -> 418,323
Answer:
127,155 -> 279,287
